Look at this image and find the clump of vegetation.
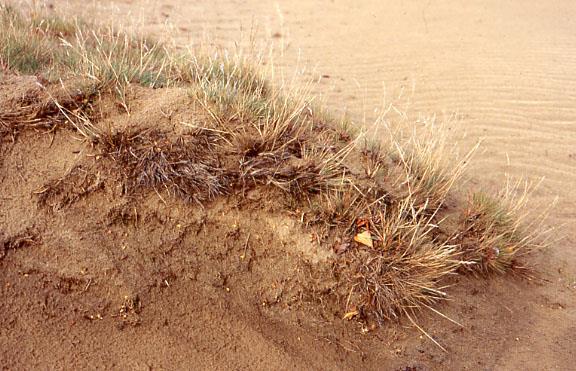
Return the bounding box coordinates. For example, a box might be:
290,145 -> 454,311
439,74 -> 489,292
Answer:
0,5 -> 64,74
339,198 -> 459,321
0,5 -> 552,349
102,128 -> 231,203
457,182 -> 553,275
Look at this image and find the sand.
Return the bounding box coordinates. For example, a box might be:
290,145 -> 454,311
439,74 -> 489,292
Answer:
2,0 -> 575,369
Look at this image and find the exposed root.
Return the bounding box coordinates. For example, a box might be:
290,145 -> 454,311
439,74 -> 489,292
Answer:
37,164 -> 104,211
0,229 -> 40,261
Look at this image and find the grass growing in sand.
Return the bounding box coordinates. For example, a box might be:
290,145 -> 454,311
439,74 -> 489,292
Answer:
0,4 -> 553,349
457,180 -> 555,276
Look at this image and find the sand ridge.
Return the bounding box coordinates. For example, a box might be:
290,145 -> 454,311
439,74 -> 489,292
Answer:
4,0 -> 576,369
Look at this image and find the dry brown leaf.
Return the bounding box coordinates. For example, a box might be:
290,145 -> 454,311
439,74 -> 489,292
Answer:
354,230 -> 373,248
343,310 -> 359,320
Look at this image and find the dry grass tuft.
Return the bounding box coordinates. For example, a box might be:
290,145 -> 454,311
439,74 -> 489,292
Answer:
0,77 -> 99,146
306,186 -> 364,233
360,139 -> 386,179
239,140 -> 353,195
338,198 -> 458,323
101,129 -> 230,203
389,127 -> 476,213
456,180 -> 554,275
186,49 -> 355,197
1,6 -> 181,111
0,5 -> 64,75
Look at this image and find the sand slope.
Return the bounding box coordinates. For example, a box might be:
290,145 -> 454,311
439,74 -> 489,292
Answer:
4,0 -> 576,369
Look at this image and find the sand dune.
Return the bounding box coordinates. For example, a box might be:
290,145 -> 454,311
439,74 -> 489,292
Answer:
6,0 -> 576,369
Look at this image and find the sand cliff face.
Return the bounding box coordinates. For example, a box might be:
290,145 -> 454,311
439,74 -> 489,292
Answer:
3,0 -> 575,369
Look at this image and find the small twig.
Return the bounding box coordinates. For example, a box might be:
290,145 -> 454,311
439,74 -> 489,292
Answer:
423,303 -> 463,328
404,310 -> 447,353
318,336 -> 359,353
241,233 -> 251,259
82,278 -> 93,292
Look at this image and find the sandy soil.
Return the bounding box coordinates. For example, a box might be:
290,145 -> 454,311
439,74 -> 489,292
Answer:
2,0 -> 575,370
